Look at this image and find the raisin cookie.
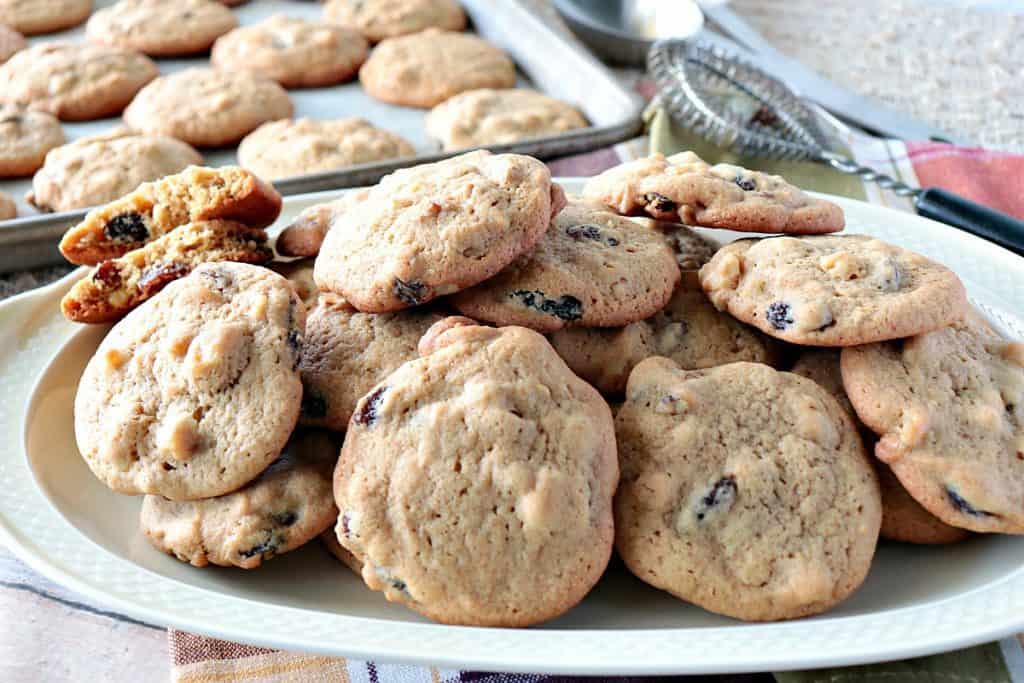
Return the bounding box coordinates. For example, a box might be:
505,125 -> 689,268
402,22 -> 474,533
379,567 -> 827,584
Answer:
271,259 -> 318,309
321,529 -> 361,574
59,165 -> 281,265
124,68 -> 293,148
61,220 -> 272,324
842,312 -> 1024,534
334,318 -> 618,626
451,197 -> 680,332
615,358 -> 881,621
700,235 -> 968,346
0,190 -> 14,220
314,151 -> 563,312
238,118 -> 413,181
324,0 -> 465,43
0,107 -> 64,178
276,190 -> 368,258
791,348 -> 970,545
212,16 -> 368,89
359,30 -> 516,109
0,0 -> 91,35
643,220 -> 719,271
0,23 -> 25,62
87,0 -> 237,57
141,430 -> 340,569
550,272 -> 779,395
426,88 -> 587,151
74,263 -> 305,500
0,43 -> 158,121
583,152 -> 844,234
28,130 -> 203,213
299,295 -> 443,431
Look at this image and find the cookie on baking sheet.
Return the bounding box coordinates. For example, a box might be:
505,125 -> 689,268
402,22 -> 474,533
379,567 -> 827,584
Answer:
426,88 -> 587,151
275,190 -> 367,258
212,15 -> 367,88
0,23 -> 25,62
87,0 -> 236,57
451,197 -> 680,332
841,311 -> 1024,534
333,318 -> 617,626
549,272 -> 780,395
324,0 -> 465,43
270,258 -> 318,309
61,220 -> 272,324
28,130 -> 202,213
583,152 -> 844,234
791,348 -> 970,545
699,234 -> 968,346
74,262 -> 305,500
614,358 -> 880,621
141,429 -> 340,569
59,165 -> 281,265
238,118 -> 413,181
123,68 -> 293,148
0,43 -> 157,121
0,0 -> 91,35
359,30 -> 515,109
314,150 -> 564,312
0,190 -> 14,220
0,107 -> 64,178
299,295 -> 443,431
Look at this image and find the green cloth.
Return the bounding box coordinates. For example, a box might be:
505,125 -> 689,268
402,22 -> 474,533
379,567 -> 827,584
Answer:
646,105 -> 1012,683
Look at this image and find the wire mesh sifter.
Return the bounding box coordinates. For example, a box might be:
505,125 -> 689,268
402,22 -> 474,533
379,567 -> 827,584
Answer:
648,39 -> 1024,255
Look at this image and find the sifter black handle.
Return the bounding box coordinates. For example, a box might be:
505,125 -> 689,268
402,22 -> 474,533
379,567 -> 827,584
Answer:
915,187 -> 1024,257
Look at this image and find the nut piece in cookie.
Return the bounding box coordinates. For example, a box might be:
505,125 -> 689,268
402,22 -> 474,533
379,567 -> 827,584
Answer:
841,311 -> 1024,534
299,295 -> 443,431
324,0 -> 466,43
550,272 -> 780,394
334,319 -> 618,626
59,165 -> 282,265
615,358 -> 881,621
451,197 -> 681,332
74,263 -> 305,500
699,234 -> 968,346
141,429 -> 340,569
314,150 -> 563,312
583,152 -> 844,234
61,220 -> 273,324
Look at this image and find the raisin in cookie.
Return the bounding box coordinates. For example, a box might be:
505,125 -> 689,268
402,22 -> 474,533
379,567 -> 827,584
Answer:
0,0 -> 91,36
550,272 -> 779,394
300,295 -> 443,431
451,197 -> 680,332
141,429 -> 340,569
700,235 -> 968,346
0,190 -> 14,220
615,358 -> 880,621
238,118 -> 413,181
0,43 -> 158,121
583,152 -> 844,234
60,165 -> 281,265
0,23 -> 25,62
124,68 -> 293,148
87,0 -> 237,57
323,0 -> 465,43
314,151 -> 563,312
334,318 -> 617,626
792,348 -> 970,545
359,30 -> 515,109
61,220 -> 272,324
0,107 -> 64,178
212,16 -> 368,89
426,88 -> 587,151
74,263 -> 305,500
842,312 -> 1024,534
29,130 -> 203,213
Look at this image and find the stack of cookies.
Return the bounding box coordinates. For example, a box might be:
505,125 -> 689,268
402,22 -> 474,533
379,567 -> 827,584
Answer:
64,148 -> 1024,627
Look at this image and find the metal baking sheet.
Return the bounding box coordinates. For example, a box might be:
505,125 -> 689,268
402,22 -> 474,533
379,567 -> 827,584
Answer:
0,0 -> 643,271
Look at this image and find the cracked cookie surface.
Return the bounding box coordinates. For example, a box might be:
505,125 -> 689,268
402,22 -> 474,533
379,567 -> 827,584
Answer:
614,358 -> 880,621
699,234 -> 967,346
333,318 -> 618,626
74,263 -> 305,500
